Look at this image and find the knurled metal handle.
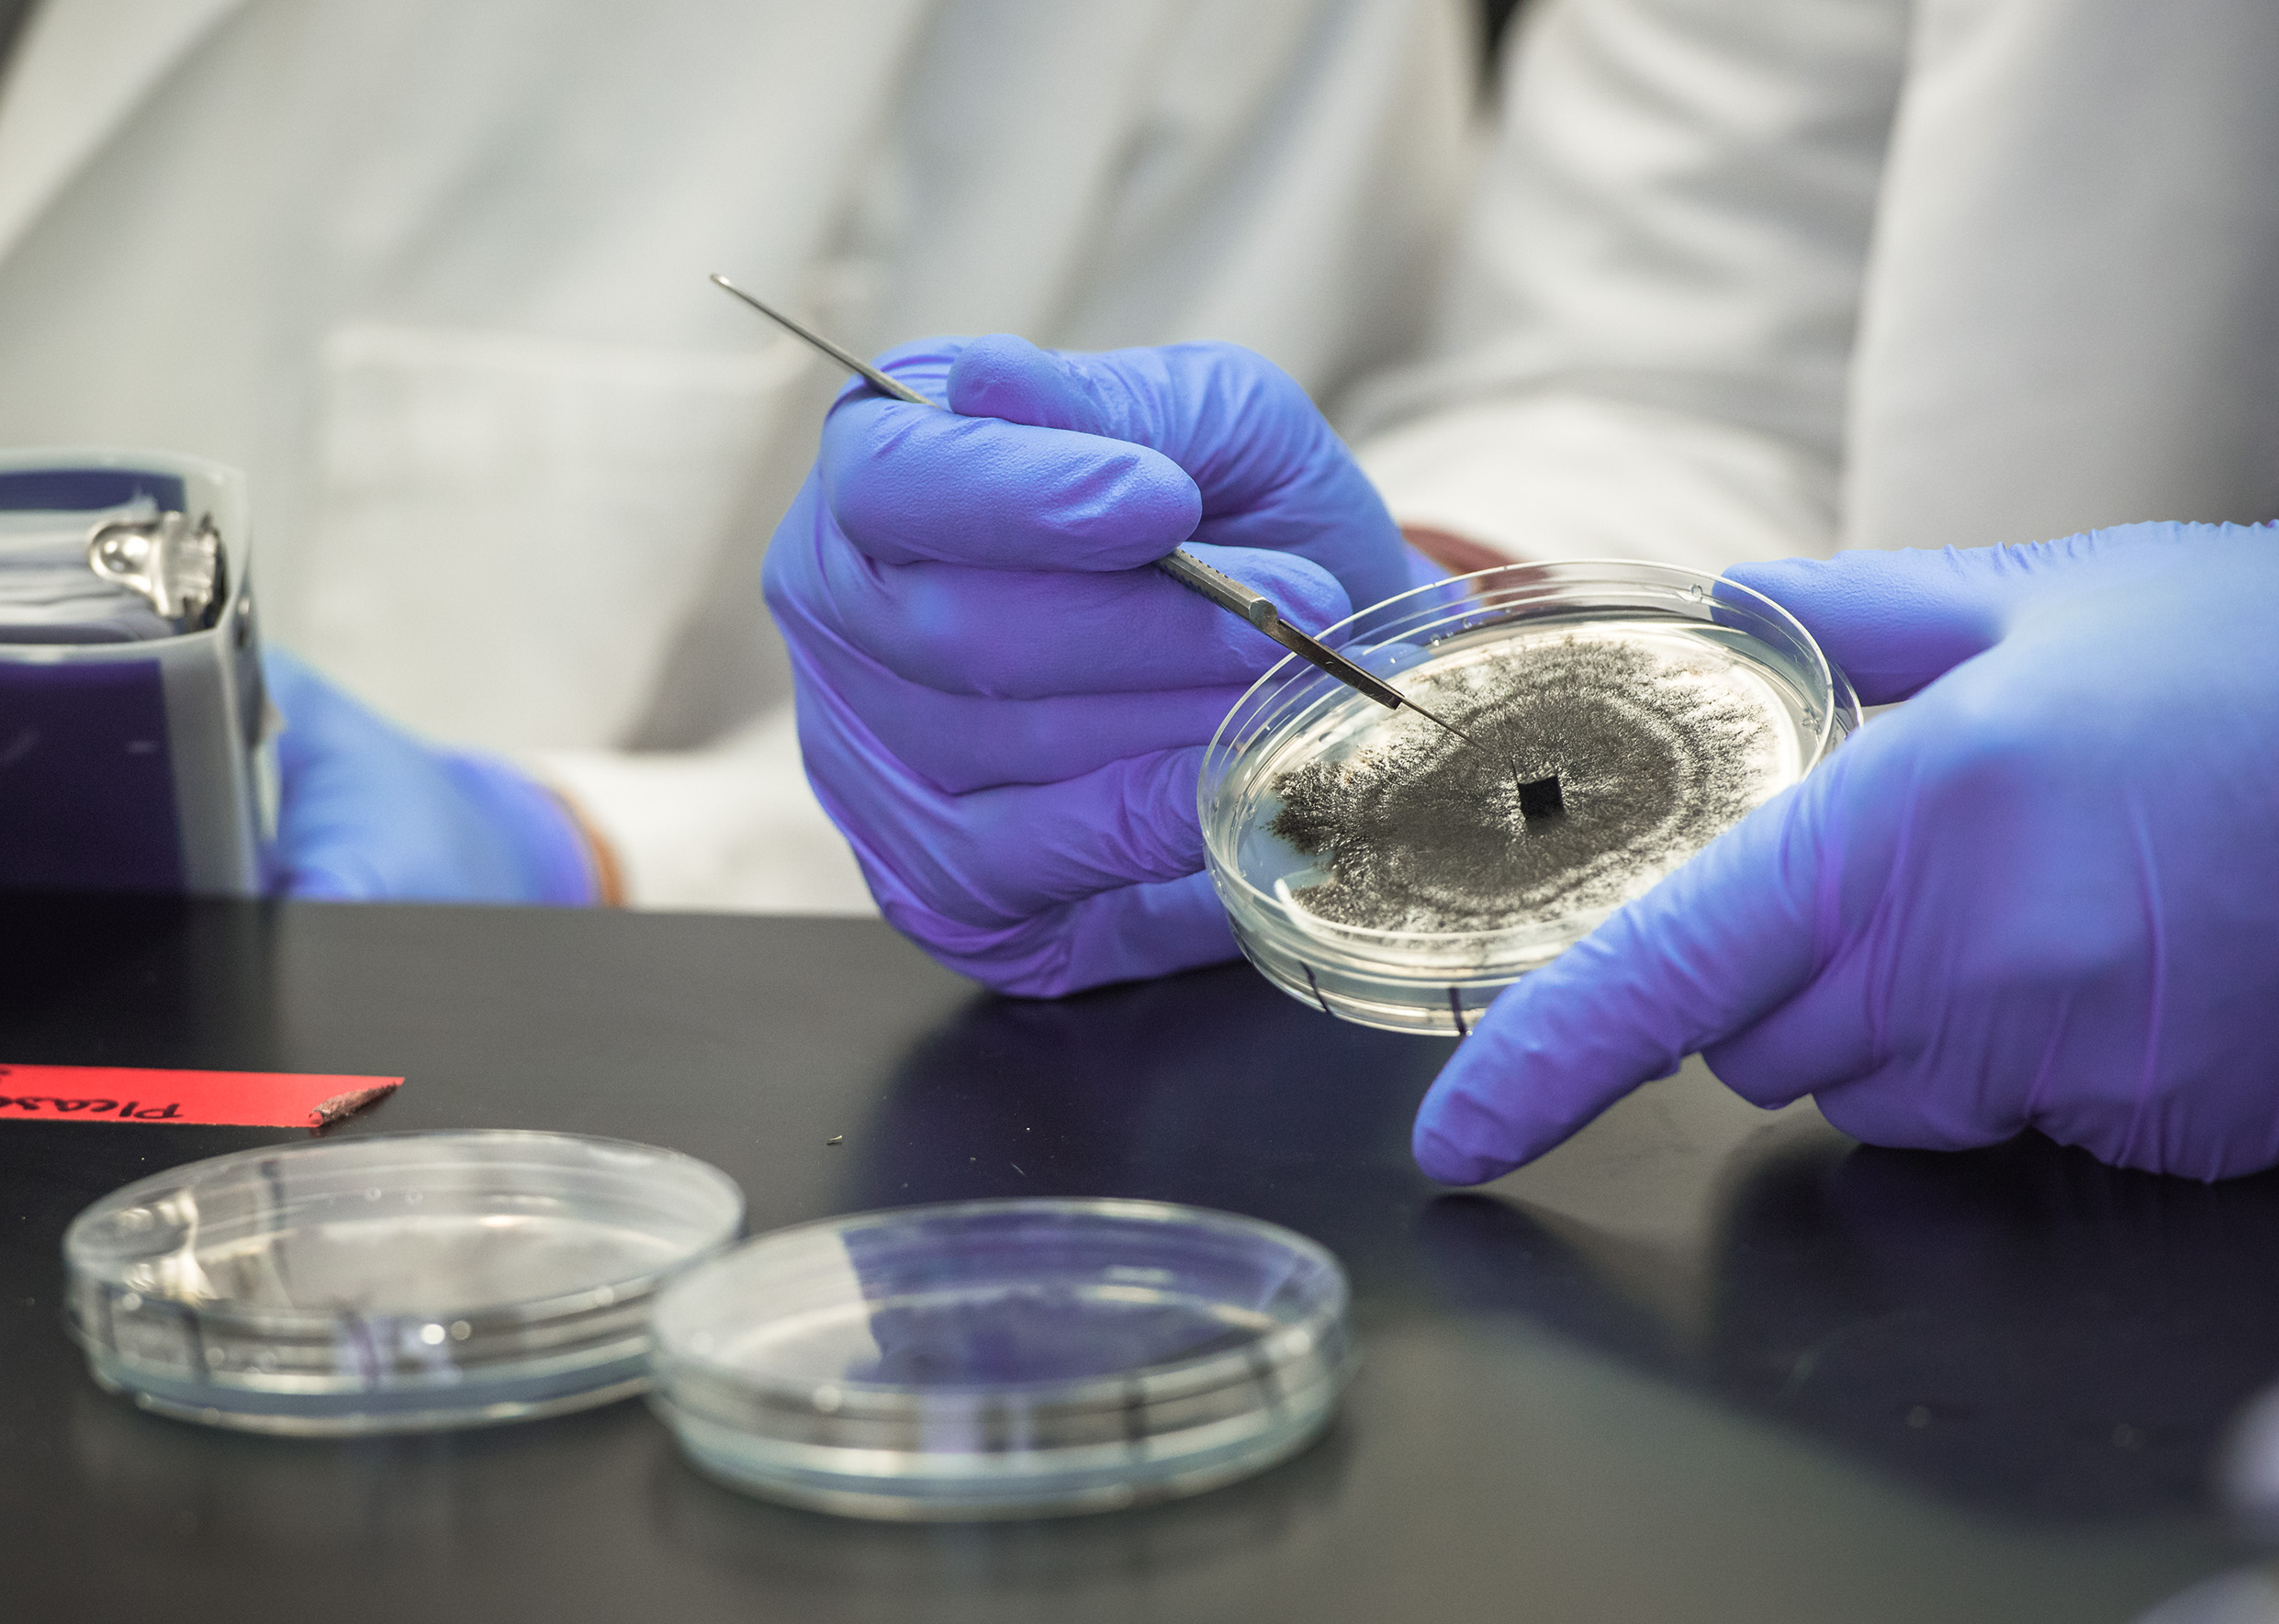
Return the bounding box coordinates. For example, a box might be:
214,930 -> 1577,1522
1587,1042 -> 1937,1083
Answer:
1154,547 -> 1406,712
1154,548 -> 1282,633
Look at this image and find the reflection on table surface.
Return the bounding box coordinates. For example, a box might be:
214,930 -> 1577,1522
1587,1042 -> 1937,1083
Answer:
841,961 -> 2279,1523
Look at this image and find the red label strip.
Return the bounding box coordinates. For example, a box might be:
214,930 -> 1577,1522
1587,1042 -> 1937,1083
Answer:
0,1064 -> 402,1128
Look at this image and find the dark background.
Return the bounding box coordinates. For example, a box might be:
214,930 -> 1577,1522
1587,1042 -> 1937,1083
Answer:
0,896 -> 2271,1621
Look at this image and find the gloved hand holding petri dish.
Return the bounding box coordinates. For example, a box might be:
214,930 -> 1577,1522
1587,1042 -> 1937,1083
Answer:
1416,524 -> 2279,1184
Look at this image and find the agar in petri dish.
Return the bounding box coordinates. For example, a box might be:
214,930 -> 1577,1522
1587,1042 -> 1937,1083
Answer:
648,1198 -> 1353,1520
63,1129 -> 743,1434
1200,561 -> 1858,1034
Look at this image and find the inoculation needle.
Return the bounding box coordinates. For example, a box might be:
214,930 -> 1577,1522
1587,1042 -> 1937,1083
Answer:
708,274 -> 1481,747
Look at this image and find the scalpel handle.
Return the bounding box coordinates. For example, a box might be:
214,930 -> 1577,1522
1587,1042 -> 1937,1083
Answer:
1152,548 -> 1407,712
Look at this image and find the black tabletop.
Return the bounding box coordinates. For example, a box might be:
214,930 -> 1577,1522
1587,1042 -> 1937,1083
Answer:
0,895 -> 2271,1623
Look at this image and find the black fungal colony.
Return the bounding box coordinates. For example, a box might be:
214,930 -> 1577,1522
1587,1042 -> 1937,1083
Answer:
1267,629 -> 1786,935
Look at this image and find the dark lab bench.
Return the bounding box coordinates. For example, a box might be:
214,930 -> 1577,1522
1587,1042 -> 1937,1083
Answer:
0,895 -> 2267,1623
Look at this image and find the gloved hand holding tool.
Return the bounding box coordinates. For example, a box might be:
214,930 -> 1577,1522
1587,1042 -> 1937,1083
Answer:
763,332 -> 1431,995
265,648 -> 603,904
1415,522 -> 2279,1183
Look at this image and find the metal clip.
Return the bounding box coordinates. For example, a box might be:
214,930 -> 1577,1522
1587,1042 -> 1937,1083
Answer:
85,510 -> 223,628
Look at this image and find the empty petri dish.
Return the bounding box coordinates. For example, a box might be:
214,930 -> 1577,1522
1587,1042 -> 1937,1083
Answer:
64,1129 -> 743,1434
1200,561 -> 1859,1034
649,1198 -> 1353,1519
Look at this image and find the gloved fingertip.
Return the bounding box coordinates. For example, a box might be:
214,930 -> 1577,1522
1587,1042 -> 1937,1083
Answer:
1184,544 -> 1349,634
1409,1050 -> 1540,1185
1722,557 -> 1811,601
948,334 -> 1097,433
1726,548 -> 2016,705
860,336 -> 965,406
1410,1118 -> 1517,1187
1275,554 -> 1352,633
1110,447 -> 1206,545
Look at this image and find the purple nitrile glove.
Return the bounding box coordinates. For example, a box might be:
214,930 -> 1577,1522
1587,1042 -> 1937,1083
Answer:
1414,521 -> 2279,1184
764,334 -> 1431,996
265,648 -> 596,904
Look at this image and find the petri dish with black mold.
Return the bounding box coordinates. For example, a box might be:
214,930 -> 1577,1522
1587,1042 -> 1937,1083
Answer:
647,1198 -> 1353,1520
1199,561 -> 1858,1034
63,1129 -> 744,1434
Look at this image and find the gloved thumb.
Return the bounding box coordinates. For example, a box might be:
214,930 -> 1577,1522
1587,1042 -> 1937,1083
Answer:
945,334 -> 1334,494
1727,525 -> 2200,705
947,333 -> 1112,437
947,334 -> 1415,612
1412,759 -> 1843,1183
1727,546 -> 2052,705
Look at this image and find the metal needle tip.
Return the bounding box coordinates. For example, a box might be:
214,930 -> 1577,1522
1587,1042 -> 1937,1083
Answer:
709,274 -> 936,407
1400,695 -> 1480,746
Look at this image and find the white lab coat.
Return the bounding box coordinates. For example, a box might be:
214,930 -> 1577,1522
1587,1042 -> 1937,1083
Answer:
1353,0 -> 2279,570
0,0 -> 1473,911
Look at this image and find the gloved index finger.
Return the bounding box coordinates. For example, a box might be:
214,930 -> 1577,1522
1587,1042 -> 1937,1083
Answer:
947,335 -> 1349,521
821,391 -> 1202,573
1411,760 -> 1841,1185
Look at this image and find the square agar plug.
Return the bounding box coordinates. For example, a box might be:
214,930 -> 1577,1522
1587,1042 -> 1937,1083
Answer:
1517,774 -> 1566,822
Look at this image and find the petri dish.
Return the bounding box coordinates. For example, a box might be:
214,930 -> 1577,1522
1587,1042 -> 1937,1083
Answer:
648,1198 -> 1353,1520
1200,561 -> 1859,1035
63,1129 -> 744,1435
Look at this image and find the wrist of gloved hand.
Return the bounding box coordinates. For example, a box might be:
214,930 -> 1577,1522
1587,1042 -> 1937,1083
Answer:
265,648 -> 602,905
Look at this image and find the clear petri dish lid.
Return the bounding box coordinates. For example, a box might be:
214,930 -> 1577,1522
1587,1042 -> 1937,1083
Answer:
649,1198 -> 1354,1520
63,1129 -> 743,1435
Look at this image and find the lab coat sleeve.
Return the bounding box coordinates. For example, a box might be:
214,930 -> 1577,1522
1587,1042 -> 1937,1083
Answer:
1344,0 -> 1910,570
528,711 -> 876,914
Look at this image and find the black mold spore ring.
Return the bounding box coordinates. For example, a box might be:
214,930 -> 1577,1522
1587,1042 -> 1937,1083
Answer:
1267,631 -> 1780,935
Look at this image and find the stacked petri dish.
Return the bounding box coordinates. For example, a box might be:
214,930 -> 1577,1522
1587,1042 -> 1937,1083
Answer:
648,1198 -> 1353,1519
63,1130 -> 743,1434
1200,561 -> 1859,1034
